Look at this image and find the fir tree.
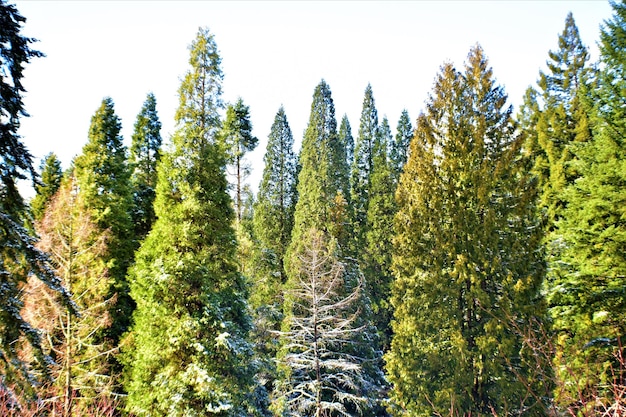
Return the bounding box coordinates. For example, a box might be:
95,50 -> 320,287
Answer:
124,27 -> 262,417
129,92 -> 162,241
252,106 -> 297,308
350,84 -> 379,252
389,109 -> 412,183
338,114 -> 354,198
363,117 -> 395,352
221,97 -> 258,223
0,0 -> 71,392
387,46 -> 547,416
31,152 -> 63,222
547,1 -> 626,405
73,97 -> 134,342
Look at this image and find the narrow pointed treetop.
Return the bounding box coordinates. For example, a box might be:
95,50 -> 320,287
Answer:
390,109 -> 412,182
31,152 -> 63,221
130,92 -> 162,240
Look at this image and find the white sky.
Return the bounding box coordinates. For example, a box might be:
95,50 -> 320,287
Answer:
15,1 -> 613,196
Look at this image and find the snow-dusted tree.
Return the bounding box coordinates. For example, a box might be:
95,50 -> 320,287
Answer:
275,228 -> 385,417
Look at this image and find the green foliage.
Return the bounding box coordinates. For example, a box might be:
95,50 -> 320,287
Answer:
338,114 -> 354,198
73,97 -> 134,342
0,0 -> 72,393
546,1 -> 626,404
129,92 -> 162,241
363,117 -> 395,352
288,80 -> 345,257
350,84 -> 379,252
221,97 -> 258,222
31,153 -> 63,222
252,106 -> 297,308
387,46 -> 547,417
124,27 -> 263,417
389,109 -> 412,183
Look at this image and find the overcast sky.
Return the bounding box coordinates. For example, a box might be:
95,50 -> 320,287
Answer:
15,1 -> 613,195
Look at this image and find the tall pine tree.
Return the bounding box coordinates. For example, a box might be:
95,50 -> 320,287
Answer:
123,27 -> 262,417
221,97 -> 258,223
73,97 -> 134,343
387,46 -> 547,416
350,84 -> 379,252
129,92 -> 162,241
0,0 -> 71,393
390,109 -> 412,183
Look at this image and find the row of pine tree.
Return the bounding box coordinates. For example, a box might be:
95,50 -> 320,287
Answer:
1,0 -> 625,415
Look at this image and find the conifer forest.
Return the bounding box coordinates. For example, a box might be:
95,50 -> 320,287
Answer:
2,0 -> 626,416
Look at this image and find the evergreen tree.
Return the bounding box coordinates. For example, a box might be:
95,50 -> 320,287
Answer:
338,114 -> 354,197
364,117 -> 395,351
387,46 -> 547,416
252,106 -> 297,309
548,1 -> 626,405
73,97 -> 134,342
0,0 -> 71,392
350,84 -> 379,252
23,175 -> 115,415
288,80 -> 345,253
221,97 -> 258,223
124,27 -> 263,416
129,92 -> 162,241
31,152 -> 63,222
389,109 -> 412,183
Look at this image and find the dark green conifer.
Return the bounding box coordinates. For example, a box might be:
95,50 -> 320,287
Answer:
129,92 -> 162,241
73,97 -> 134,342
31,152 -> 63,221
124,27 -> 262,416
390,109 -> 412,182
221,97 -> 258,223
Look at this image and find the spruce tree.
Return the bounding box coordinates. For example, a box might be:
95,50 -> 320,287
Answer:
124,27 -> 262,416
387,46 -> 547,416
252,106 -> 297,309
338,114 -> 354,197
390,109 -> 412,183
350,84 -> 379,252
129,92 -> 162,241
0,0 -> 71,392
221,97 -> 258,223
364,117 -> 395,351
548,1 -> 626,405
73,97 -> 134,342
31,152 -> 63,222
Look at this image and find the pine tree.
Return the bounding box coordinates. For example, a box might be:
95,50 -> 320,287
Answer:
129,92 -> 162,241
547,1 -> 626,405
221,97 -> 258,223
252,106 -> 297,309
364,117 -> 395,352
23,175 -> 115,415
31,153 -> 63,222
0,0 -> 71,393
350,84 -> 379,252
288,80 -> 345,252
124,27 -> 262,416
387,46 -> 547,416
338,114 -> 354,198
389,109 -> 412,183
73,97 -> 134,343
